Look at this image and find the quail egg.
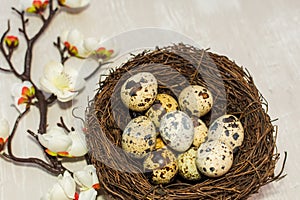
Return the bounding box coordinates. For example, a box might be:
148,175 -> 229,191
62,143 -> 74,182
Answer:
196,140 -> 233,177
122,116 -> 156,158
177,147 -> 201,181
208,114 -> 244,152
143,148 -> 178,184
146,94 -> 179,128
191,117 -> 208,148
179,85 -> 213,117
120,72 -> 158,112
159,111 -> 194,152
155,137 -> 166,150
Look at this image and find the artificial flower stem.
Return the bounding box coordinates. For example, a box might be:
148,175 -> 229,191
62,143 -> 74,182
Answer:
11,8 -> 29,41
34,87 -> 48,133
57,117 -> 71,133
27,129 -> 38,139
7,108 -> 30,157
0,67 -> 12,73
0,21 -> 22,78
2,107 -> 64,175
53,37 -> 69,64
11,4 -> 58,79
83,61 -> 112,81
11,1 -> 58,133
1,153 -> 65,176
0,2 -> 67,175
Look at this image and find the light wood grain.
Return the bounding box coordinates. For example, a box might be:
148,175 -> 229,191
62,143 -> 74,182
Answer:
0,0 -> 299,199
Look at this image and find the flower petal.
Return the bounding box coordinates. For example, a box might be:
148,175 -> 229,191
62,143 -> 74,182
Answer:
78,189 -> 97,200
21,86 -> 30,96
44,61 -> 64,81
38,127 -> 72,153
73,165 -> 99,190
17,97 -> 29,105
58,171 -> 76,199
40,61 -> 84,102
63,66 -> 85,91
83,38 -> 99,52
67,130 -> 88,157
56,91 -> 78,102
40,77 -> 60,94
66,29 -> 84,46
61,0 -> 90,8
11,81 -> 33,98
47,182 -> 69,200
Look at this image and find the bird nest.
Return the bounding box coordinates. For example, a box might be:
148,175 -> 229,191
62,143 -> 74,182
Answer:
86,43 -> 285,199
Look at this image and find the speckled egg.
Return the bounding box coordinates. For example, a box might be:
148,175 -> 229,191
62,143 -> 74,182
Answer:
122,116 -> 157,158
146,94 -> 179,128
196,140 -> 233,177
120,72 -> 158,112
177,147 -> 201,181
191,117 -> 208,148
159,111 -> 194,152
155,137 -> 166,150
208,115 -> 244,152
143,148 -> 178,184
179,85 -> 213,117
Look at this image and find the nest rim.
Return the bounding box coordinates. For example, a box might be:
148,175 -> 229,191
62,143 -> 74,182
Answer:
86,43 -> 285,200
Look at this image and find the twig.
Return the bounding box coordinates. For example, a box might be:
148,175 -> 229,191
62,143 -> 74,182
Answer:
0,1 -> 67,175
3,107 -> 64,175
19,3 -> 58,79
0,21 -> 22,79
27,129 -> 38,139
12,8 -> 29,42
53,37 -> 69,64
0,67 -> 12,73
7,108 -> 30,157
1,153 -> 64,175
273,151 -> 288,180
12,1 -> 59,133
190,49 -> 205,83
84,61 -> 113,81
57,116 -> 71,133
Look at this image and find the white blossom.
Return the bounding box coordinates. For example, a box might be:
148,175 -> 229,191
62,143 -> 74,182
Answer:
40,61 -> 85,102
41,171 -> 77,200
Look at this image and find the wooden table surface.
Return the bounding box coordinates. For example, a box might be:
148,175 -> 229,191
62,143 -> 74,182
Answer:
0,0 -> 299,199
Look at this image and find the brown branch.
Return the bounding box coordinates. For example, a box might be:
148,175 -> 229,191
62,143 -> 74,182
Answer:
11,8 -> 29,41
1,153 -> 64,175
53,36 -> 69,64
11,1 -> 59,133
0,21 -> 22,79
22,5 -> 59,79
3,107 -> 64,175
57,117 -> 71,133
0,67 -> 12,73
7,108 -> 30,156
84,61 -> 113,81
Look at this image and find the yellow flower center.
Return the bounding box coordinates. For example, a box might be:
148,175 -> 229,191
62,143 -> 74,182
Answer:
53,72 -> 72,91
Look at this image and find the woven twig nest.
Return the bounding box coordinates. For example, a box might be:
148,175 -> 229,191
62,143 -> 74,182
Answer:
86,43 -> 284,199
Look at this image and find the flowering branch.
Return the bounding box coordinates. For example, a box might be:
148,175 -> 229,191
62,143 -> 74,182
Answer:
0,21 -> 22,78
0,0 -> 64,174
0,107 -> 65,175
0,0 -> 116,198
11,1 -> 58,134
